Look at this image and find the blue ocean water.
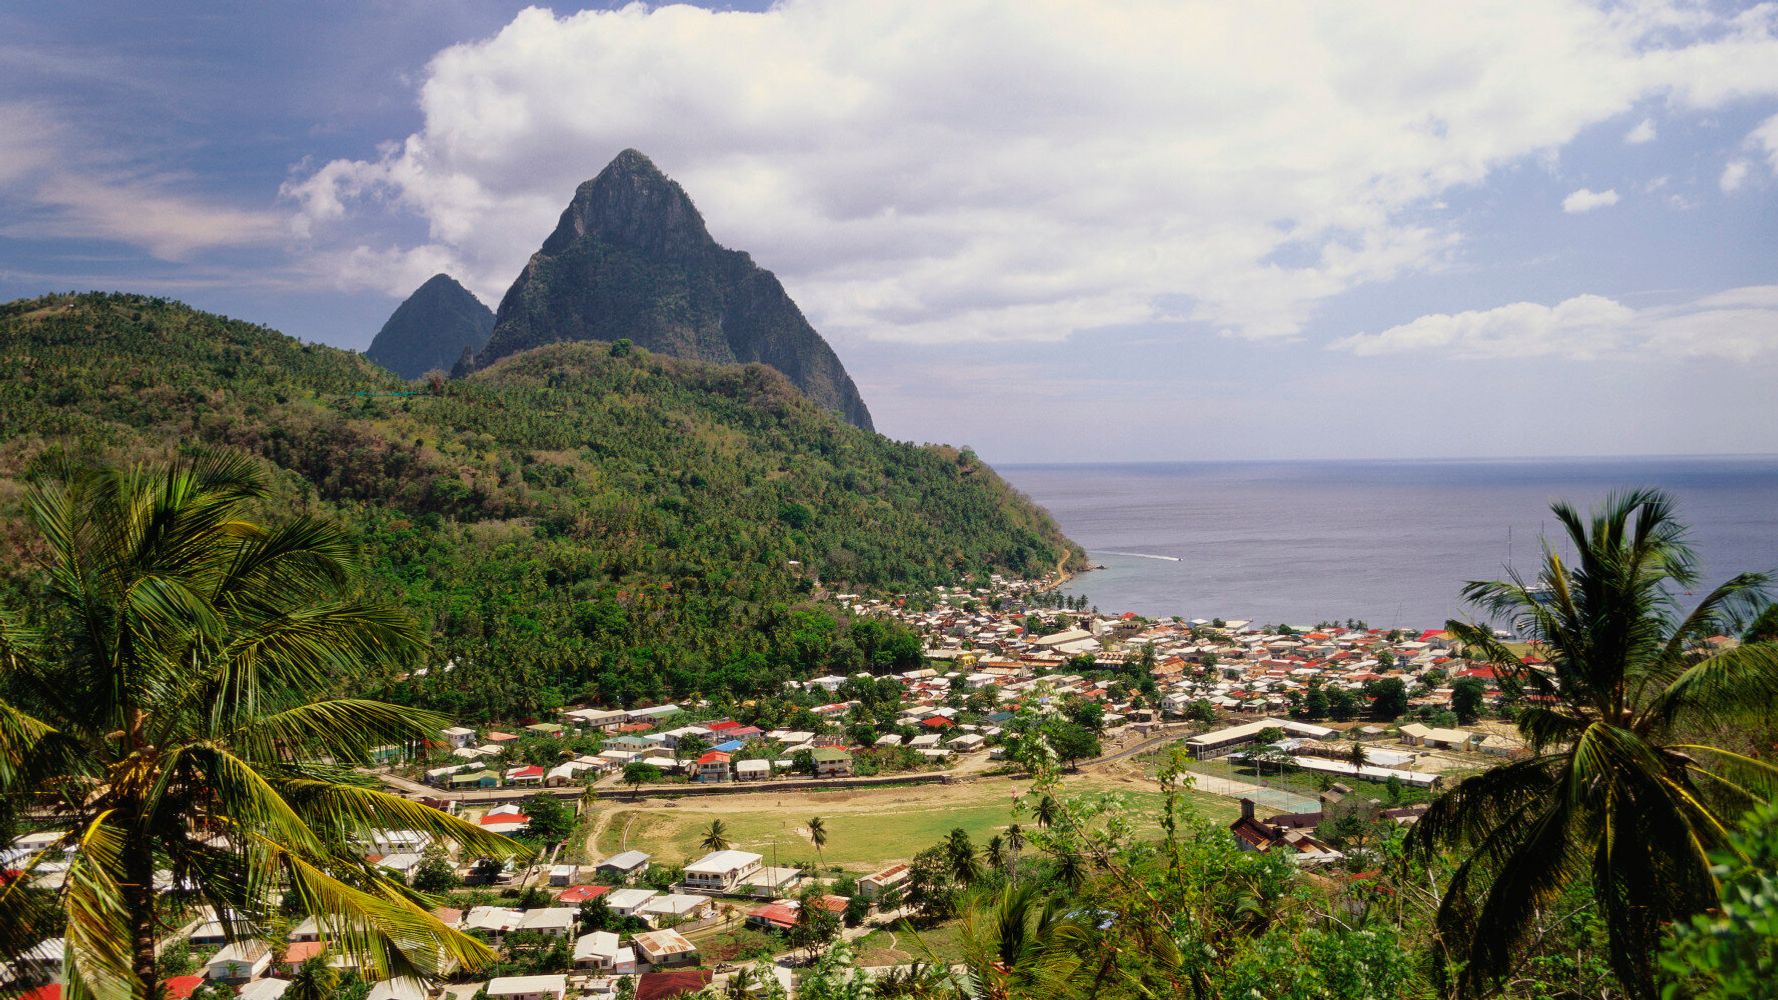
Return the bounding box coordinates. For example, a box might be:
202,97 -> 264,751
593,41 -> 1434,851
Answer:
999,457 -> 1778,630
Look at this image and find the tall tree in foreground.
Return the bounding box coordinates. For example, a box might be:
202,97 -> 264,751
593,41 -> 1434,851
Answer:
957,882 -> 1086,999
1411,488 -> 1778,998
0,452 -> 520,998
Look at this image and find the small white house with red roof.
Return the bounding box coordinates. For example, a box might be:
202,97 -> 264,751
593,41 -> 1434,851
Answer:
504,764 -> 545,786
695,751 -> 732,783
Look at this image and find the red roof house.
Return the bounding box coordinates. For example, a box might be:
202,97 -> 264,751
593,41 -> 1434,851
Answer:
637,970 -> 714,1000
558,884 -> 611,904
746,902 -> 799,931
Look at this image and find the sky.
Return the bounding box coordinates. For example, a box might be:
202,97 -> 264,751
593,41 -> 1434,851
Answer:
3,1 -> 1776,464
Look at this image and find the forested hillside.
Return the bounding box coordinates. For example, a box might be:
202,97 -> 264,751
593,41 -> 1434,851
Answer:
0,292 -> 1083,719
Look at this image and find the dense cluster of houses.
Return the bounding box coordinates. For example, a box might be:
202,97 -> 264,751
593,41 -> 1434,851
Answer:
382,576 -> 1560,811
3,839 -> 837,1000
846,577 -> 1532,727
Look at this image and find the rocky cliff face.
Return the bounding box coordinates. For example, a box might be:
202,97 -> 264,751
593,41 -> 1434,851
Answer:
471,149 -> 874,430
365,273 -> 495,379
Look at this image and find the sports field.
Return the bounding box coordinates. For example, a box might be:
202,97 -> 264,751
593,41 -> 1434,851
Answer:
582,766 -> 1241,871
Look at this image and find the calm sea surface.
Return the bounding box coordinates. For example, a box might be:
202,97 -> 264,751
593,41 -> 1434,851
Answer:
999,458 -> 1778,630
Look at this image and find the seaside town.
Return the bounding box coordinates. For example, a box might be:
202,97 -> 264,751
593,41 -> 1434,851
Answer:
17,567 -> 1728,1000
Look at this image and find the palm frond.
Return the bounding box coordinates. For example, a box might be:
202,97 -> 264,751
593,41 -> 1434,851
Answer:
264,837 -> 500,980
1641,642 -> 1778,736
1669,745 -> 1778,810
275,779 -> 524,860
57,813 -> 138,1000
161,743 -> 330,858
1407,754 -> 1562,862
1441,786 -> 1577,996
212,513 -> 358,601
230,698 -> 445,766
202,603 -> 425,731
1580,726 -> 1724,998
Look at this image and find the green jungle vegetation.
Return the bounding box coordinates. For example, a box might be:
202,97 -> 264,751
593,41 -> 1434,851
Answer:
0,292 -> 1083,721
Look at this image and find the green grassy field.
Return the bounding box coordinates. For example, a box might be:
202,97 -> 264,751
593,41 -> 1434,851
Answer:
853,921 -> 969,967
594,800 -> 1028,868
588,777 -> 1240,870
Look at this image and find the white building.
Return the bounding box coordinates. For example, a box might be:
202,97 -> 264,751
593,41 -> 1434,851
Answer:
597,850 -> 650,879
516,908 -> 578,938
858,863 -> 910,900
604,887 -> 660,916
237,979 -> 291,1000
486,975 -> 568,1000
631,929 -> 698,967
682,850 -> 764,893
204,941 -> 273,983
463,906 -> 524,938
639,893 -> 712,925
573,931 -> 624,971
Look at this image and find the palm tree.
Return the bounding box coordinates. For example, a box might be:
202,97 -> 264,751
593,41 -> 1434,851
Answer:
723,965 -> 754,999
985,833 -> 1006,873
283,954 -> 338,1000
1410,488 -> 1778,998
808,815 -> 828,868
1004,823 -> 1025,884
1051,850 -> 1087,891
957,882 -> 1085,1000
0,452 -> 520,997
701,818 -> 731,852
946,827 -> 982,885
1347,739 -> 1368,772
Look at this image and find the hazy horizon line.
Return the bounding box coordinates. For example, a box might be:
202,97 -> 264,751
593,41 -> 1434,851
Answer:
995,452 -> 1778,467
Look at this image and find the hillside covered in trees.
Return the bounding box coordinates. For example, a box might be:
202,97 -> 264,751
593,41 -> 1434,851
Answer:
0,292 -> 1083,719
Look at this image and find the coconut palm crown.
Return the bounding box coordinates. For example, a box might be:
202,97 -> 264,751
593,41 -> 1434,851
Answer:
1410,488 -> 1778,998
0,452 -> 520,998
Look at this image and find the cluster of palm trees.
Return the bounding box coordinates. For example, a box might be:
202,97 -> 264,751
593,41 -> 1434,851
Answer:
0,453 -> 522,998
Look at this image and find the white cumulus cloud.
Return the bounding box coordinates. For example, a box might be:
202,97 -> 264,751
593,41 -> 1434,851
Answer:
1720,159 -> 1752,192
1562,187 -> 1621,212
282,1 -> 1778,344
1624,117 -> 1657,143
1749,111 -> 1778,170
1330,286 -> 1778,362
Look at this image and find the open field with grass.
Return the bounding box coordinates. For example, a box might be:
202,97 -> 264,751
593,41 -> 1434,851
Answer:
584,764 -> 1240,871
853,921 -> 969,967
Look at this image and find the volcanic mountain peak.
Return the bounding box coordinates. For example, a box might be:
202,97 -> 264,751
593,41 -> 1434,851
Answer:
365,273 -> 494,380
473,150 -> 874,431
